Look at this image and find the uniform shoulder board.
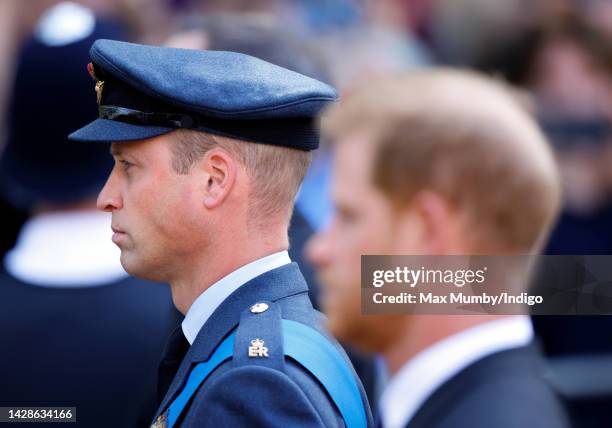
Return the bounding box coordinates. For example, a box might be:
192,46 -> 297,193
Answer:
232,300 -> 369,428
233,301 -> 285,371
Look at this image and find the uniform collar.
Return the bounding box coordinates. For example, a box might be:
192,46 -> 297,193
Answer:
4,210 -> 127,287
379,316 -> 534,428
181,251 -> 291,345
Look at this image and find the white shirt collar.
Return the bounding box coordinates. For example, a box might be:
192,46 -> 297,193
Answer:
181,250 -> 291,345
379,315 -> 534,428
4,210 -> 128,287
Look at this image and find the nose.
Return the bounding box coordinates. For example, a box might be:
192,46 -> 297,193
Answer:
96,169 -> 123,212
305,225 -> 334,268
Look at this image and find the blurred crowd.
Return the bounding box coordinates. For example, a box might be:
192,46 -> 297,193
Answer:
3,0 -> 612,427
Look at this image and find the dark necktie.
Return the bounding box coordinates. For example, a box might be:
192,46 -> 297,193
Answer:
157,326 -> 190,405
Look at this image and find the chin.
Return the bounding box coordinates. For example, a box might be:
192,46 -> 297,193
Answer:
327,313 -> 357,344
328,313 -> 381,354
120,253 -> 153,280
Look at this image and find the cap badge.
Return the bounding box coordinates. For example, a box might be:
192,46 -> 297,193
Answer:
87,62 -> 104,105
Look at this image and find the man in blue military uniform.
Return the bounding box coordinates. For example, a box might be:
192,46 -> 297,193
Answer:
68,39 -> 372,427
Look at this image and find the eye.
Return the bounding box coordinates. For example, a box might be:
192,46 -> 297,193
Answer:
119,159 -> 134,171
336,205 -> 357,224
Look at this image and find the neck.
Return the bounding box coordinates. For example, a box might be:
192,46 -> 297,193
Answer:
169,226 -> 288,314
382,314 -> 509,375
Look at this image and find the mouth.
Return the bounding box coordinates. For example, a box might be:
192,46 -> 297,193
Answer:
111,226 -> 126,234
111,226 -> 127,244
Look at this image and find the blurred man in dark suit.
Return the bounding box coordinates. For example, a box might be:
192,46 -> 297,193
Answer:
308,69 -> 570,428
0,4 -> 180,427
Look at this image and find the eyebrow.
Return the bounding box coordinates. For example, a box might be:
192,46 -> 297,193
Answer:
110,145 -> 123,157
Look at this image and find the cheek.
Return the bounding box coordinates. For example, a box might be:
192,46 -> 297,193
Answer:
327,214 -> 395,296
389,214 -> 424,254
154,180 -> 203,237
346,210 -> 395,257
123,180 -> 156,228
127,175 -> 198,242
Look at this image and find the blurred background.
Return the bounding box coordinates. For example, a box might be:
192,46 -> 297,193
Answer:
2,0 -> 612,427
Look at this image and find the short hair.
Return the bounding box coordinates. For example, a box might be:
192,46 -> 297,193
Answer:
323,69 -> 562,253
170,129 -> 311,226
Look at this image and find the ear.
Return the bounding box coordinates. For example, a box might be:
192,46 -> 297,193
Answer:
412,190 -> 456,255
202,148 -> 237,209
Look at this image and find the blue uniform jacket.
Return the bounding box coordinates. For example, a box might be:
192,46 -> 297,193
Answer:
154,262 -> 373,427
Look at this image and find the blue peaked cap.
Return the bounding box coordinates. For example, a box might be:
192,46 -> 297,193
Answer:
68,39 -> 338,150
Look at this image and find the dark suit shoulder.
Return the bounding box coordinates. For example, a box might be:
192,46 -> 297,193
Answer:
408,345 -> 570,428
438,370 -> 569,428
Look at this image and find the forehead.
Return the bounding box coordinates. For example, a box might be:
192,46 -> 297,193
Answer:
110,135 -> 168,158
